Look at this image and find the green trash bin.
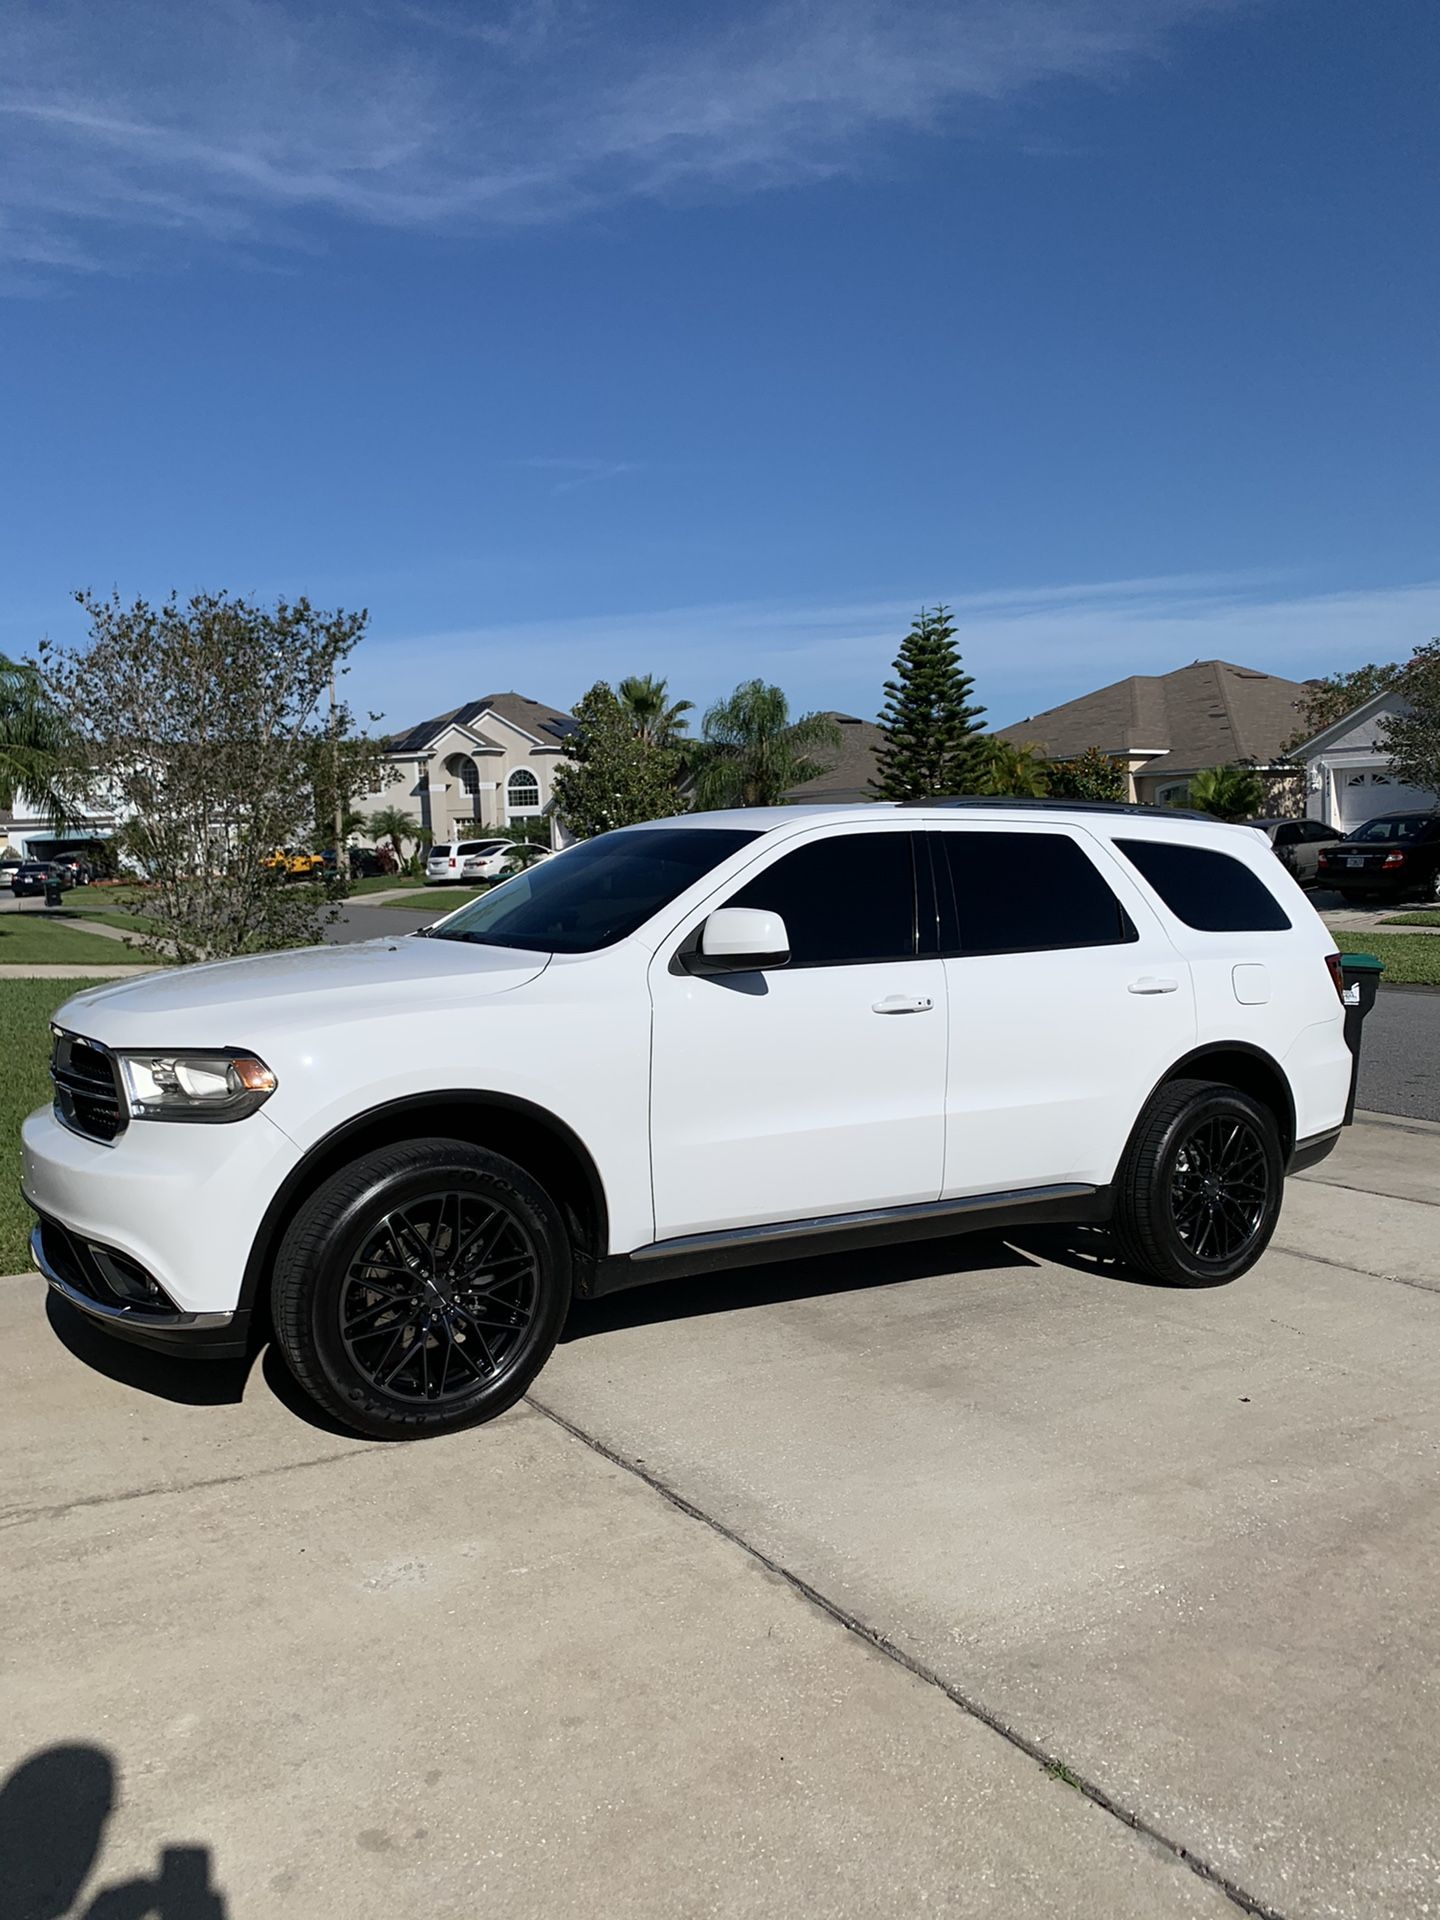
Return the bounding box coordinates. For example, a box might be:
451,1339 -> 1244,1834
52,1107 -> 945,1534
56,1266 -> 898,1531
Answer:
1338,951 -> 1385,1125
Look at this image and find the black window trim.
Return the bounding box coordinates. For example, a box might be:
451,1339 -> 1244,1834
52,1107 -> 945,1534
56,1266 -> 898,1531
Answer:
927,826 -> 1138,959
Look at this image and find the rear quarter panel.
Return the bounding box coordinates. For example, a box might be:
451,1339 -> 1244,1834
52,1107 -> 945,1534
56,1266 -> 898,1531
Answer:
1107,824 -> 1350,1143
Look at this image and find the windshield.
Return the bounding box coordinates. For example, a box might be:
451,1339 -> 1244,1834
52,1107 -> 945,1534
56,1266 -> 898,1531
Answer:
428,826 -> 760,953
1348,815 -> 1432,844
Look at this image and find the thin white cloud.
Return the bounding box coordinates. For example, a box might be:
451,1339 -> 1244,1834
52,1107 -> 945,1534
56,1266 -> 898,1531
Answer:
360,573 -> 1440,727
521,456 -> 640,495
0,0 -> 1236,285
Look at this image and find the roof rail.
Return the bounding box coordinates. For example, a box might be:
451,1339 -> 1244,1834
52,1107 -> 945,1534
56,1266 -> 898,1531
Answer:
902,796 -> 1216,824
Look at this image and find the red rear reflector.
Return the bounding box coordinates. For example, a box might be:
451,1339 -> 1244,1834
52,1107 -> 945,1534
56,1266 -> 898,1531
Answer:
1383,850 -> 1405,868
1325,953 -> 1345,1000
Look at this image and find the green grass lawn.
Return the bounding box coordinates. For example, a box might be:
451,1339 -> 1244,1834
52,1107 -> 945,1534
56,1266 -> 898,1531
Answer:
348,873 -> 424,894
0,914 -> 151,966
1338,933 -> 1440,987
1381,909 -> 1440,928
378,887 -> 488,910
1,978 -> 100,1272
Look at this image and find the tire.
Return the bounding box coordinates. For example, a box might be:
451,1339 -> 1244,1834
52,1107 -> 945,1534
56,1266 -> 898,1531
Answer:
271,1137 -> 572,1438
1111,1078 -> 1284,1288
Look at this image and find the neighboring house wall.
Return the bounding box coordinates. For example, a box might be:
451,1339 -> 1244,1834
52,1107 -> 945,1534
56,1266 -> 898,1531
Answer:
1292,692 -> 1436,832
357,694 -> 574,848
1,784 -> 129,860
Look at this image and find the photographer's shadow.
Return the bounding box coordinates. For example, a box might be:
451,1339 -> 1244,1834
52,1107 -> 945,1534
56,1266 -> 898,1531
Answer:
0,1743 -> 227,1920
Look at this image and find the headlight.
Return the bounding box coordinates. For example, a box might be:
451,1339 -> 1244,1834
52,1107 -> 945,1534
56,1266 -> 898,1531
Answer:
116,1050 -> 278,1123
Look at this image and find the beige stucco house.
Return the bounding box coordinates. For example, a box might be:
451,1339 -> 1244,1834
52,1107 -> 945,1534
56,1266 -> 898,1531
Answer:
358,692 -> 576,848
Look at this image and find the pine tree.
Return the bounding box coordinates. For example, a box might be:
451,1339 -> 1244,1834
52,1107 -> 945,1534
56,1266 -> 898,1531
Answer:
870,606 -> 987,800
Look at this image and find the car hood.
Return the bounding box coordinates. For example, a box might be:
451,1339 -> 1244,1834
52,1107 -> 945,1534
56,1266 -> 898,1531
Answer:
53,936 -> 551,1047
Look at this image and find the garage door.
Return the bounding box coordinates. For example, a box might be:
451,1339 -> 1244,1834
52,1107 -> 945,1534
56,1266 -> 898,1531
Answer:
1337,769 -> 1437,831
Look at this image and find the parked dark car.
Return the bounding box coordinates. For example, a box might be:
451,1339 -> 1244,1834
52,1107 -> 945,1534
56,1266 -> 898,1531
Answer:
1315,812 -> 1440,903
10,860 -> 72,897
50,854 -> 92,885
1247,816 -> 1345,885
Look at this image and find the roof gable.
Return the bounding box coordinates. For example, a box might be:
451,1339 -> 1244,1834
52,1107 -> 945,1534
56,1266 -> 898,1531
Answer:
1290,688 -> 1413,759
385,691 -> 576,754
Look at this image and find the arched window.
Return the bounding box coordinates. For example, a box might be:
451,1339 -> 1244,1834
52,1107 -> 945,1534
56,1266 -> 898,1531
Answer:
445,753 -> 480,798
507,768 -> 541,814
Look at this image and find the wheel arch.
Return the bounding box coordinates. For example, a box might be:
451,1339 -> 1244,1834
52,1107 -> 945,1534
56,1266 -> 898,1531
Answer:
240,1092 -> 610,1330
1142,1043 -> 1296,1156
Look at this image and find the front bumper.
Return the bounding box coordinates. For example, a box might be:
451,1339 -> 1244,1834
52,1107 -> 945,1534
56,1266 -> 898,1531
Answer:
28,1216 -> 251,1357
20,1099 -> 303,1322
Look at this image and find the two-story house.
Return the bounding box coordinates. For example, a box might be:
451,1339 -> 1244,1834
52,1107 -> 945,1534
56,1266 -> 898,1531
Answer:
360,692 -> 576,847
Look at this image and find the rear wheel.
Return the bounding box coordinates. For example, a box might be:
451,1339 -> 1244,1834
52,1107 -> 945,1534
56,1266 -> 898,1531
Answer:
1112,1079 -> 1283,1287
271,1138 -> 571,1438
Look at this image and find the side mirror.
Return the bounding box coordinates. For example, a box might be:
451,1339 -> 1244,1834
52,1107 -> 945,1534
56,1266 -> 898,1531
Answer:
689,906 -> 790,973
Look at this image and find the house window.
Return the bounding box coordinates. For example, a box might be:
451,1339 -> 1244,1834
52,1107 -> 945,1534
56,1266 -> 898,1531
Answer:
445,753 -> 481,798
507,768 -> 541,814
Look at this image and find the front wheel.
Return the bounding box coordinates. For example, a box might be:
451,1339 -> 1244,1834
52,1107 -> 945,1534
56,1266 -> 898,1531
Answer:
1111,1079 -> 1283,1287
271,1138 -> 571,1438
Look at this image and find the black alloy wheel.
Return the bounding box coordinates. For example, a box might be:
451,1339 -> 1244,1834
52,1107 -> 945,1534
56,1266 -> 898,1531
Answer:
1113,1078 -> 1283,1287
1166,1114 -> 1270,1265
272,1138 -> 571,1438
339,1190 -> 539,1405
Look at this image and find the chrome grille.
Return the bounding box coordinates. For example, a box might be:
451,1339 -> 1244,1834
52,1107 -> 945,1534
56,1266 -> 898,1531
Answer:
51,1029 -> 128,1143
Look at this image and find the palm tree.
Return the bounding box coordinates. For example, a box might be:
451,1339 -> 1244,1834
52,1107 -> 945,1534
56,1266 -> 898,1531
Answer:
0,653 -> 78,829
1177,765 -> 1266,821
367,805 -> 421,863
617,674 -> 694,748
975,738 -> 1050,799
693,681 -> 842,810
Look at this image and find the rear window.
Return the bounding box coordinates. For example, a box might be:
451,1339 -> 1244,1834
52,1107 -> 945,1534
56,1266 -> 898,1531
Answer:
457,841 -> 502,856
1115,839 -> 1291,932
933,831 -> 1135,955
1347,816 -> 1433,844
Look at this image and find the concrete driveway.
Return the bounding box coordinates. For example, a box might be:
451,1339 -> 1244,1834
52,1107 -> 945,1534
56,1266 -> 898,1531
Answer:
3,1113 -> 1438,1920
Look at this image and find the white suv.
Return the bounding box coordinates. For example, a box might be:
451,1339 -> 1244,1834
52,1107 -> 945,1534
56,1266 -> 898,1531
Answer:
23,802 -> 1354,1439
424,839 -> 510,884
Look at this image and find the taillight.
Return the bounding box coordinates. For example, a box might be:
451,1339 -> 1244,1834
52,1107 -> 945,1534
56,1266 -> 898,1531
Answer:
1382,850 -> 1405,868
1325,953 -> 1345,1000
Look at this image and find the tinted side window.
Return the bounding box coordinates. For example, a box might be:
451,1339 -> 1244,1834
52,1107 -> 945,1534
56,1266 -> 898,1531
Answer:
727,834 -> 916,966
1274,824 -> 1300,846
1115,839 -> 1292,932
933,831 -> 1136,955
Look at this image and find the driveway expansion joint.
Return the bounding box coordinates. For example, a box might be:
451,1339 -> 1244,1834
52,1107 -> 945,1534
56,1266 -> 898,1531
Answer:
524,1390 -> 1289,1920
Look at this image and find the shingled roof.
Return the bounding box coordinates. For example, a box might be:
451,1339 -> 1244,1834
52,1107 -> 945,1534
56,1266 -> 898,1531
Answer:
993,660 -> 1309,771
783,712 -> 886,801
386,692 -> 577,754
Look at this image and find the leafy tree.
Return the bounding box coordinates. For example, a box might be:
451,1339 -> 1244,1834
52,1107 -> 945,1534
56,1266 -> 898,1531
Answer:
552,682 -> 684,838
617,673 -> 694,748
1285,660 -> 1404,749
870,606 -> 987,800
39,591 -> 374,963
1176,764 -> 1266,821
1044,746 -> 1127,803
306,735 -> 395,851
692,680 -> 841,810
974,738 -> 1050,798
1381,638 -> 1440,801
0,652 -> 81,829
368,806 -> 422,863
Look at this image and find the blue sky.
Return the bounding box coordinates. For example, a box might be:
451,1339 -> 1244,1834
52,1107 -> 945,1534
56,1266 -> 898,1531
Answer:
3,0 -> 1437,733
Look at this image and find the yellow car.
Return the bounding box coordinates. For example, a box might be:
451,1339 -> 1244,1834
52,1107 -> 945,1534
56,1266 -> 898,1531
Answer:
263,848 -> 326,878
